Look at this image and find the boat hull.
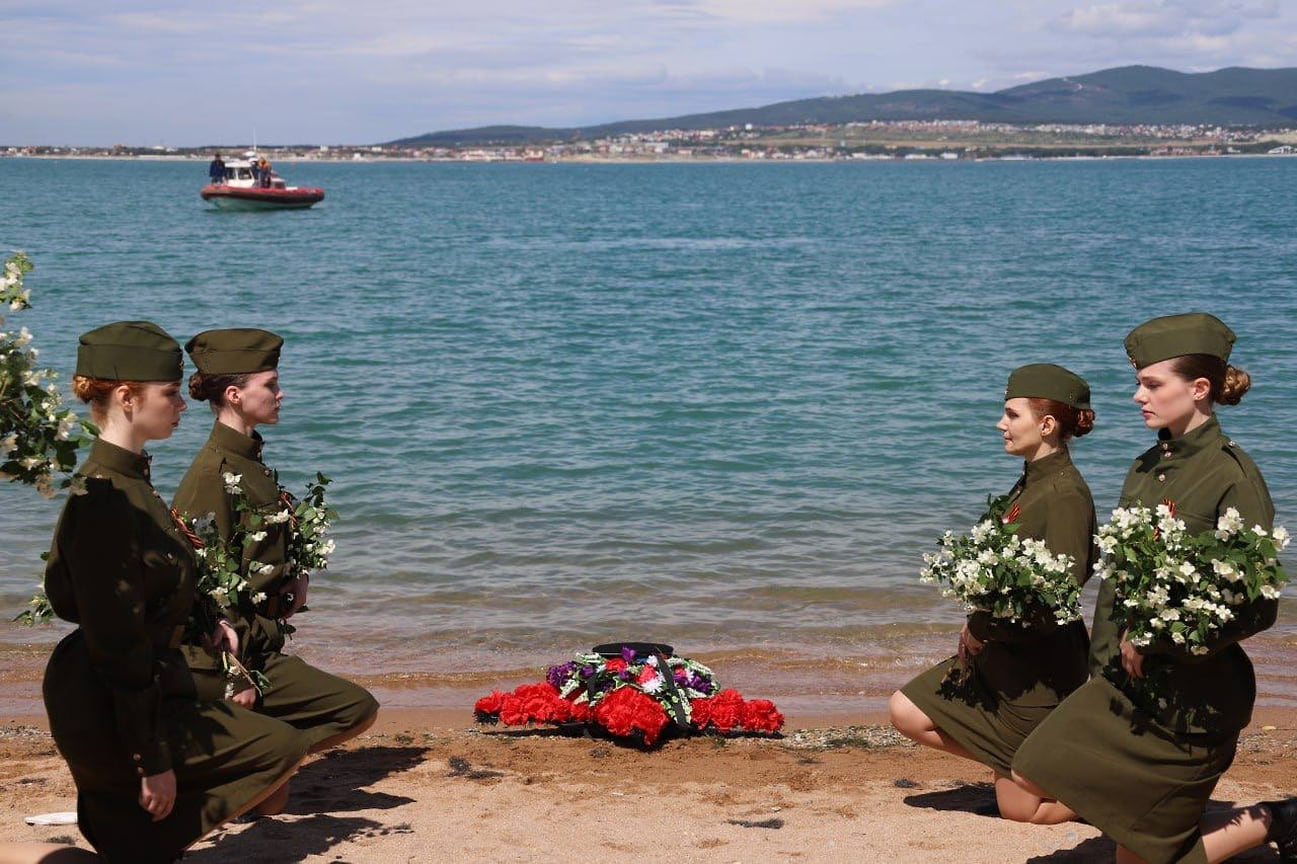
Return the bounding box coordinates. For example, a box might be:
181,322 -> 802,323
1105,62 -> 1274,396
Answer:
200,185 -> 324,210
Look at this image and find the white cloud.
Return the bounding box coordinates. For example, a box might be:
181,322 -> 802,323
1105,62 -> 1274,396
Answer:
687,0 -> 898,24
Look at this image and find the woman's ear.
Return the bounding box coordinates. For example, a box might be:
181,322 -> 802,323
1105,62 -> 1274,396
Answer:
114,383 -> 136,412
1039,414 -> 1059,440
1190,376 -> 1212,404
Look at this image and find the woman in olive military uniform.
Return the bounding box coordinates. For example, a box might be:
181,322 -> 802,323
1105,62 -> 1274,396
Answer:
36,322 -> 309,864
173,328 -> 378,754
1012,313 -> 1296,863
890,363 -> 1097,823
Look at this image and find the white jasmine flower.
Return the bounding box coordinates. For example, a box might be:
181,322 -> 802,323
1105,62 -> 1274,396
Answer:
247,531 -> 267,542
222,472 -> 242,492
251,592 -> 267,604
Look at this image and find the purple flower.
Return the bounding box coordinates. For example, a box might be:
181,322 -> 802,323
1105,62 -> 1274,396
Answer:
546,662 -> 575,689
581,665 -> 595,678
621,646 -> 636,663
618,670 -> 631,681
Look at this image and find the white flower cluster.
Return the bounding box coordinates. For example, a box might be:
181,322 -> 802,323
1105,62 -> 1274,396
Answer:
2,255 -> 32,311
1,251 -> 89,498
921,499 -> 1082,626
1096,505 -> 1289,655
284,473 -> 337,577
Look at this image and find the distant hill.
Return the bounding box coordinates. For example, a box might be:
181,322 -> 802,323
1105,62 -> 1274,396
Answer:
388,65 -> 1297,147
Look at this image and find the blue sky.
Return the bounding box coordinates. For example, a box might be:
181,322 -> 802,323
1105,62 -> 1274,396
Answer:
2,0 -> 1294,146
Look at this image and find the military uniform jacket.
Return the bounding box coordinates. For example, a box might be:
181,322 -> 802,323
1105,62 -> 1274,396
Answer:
173,422 -> 292,656
43,439 -> 199,776
966,449 -> 1098,702
1089,415 -> 1280,736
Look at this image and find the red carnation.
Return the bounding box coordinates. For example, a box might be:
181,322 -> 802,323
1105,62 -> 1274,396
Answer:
500,682 -> 566,725
690,697 -> 712,729
569,700 -> 592,723
740,699 -> 784,733
706,689 -> 745,732
593,686 -> 669,746
475,690 -> 506,716
604,657 -> 628,672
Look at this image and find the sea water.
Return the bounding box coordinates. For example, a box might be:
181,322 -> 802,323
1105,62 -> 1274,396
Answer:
1,156 -> 1294,710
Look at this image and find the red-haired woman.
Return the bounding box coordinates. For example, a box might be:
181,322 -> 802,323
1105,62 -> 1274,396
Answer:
890,362 -> 1096,823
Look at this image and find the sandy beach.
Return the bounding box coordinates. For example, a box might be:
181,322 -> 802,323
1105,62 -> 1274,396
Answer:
1,704 -> 1293,863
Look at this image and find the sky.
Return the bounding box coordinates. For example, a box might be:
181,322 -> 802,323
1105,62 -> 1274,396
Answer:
2,0 -> 1295,146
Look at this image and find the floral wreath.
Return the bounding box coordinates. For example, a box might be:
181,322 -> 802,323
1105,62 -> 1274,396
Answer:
474,642 -> 784,747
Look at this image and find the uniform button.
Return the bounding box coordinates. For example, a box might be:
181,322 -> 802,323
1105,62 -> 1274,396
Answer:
136,767 -> 145,776
1158,473 -> 1167,482
132,753 -> 142,761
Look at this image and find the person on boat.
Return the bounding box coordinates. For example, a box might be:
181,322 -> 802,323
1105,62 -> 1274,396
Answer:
208,153 -> 225,186
889,363 -> 1097,822
258,157 -> 272,188
1012,313 -> 1296,863
19,322 -> 310,864
173,328 -> 379,756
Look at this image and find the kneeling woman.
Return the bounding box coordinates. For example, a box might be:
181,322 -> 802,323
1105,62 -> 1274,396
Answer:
1013,314 -> 1295,864
39,322 -> 309,863
890,363 -> 1096,822
174,329 -> 378,753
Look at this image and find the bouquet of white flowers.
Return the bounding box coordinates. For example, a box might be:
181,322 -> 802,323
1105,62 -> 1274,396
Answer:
921,495 -> 1083,627
1095,504 -> 1288,656
1,251 -> 92,497
187,471 -> 336,644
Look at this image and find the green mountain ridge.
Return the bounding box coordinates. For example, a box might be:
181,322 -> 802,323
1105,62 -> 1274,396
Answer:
388,65 -> 1297,147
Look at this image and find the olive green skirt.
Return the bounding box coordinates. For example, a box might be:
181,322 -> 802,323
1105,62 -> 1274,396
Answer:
45,630 -> 311,864
184,648 -> 379,750
901,655 -> 1056,777
1013,677 -> 1236,864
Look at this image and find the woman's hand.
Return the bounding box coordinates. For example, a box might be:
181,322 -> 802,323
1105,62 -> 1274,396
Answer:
139,770 -> 176,821
957,622 -> 984,665
229,686 -> 257,709
280,574 -> 308,619
1119,630 -> 1145,679
208,619 -> 239,657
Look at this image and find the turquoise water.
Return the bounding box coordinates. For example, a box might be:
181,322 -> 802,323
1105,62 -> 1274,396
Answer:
2,156 -> 1295,688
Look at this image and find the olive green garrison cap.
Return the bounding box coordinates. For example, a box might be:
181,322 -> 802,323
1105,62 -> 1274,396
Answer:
185,328 -> 282,375
1005,363 -> 1091,410
1124,313 -> 1234,369
76,321 -> 183,382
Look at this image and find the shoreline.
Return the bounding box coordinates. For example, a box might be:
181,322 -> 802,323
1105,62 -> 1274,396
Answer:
4,152 -> 1297,164
4,625 -> 1296,720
